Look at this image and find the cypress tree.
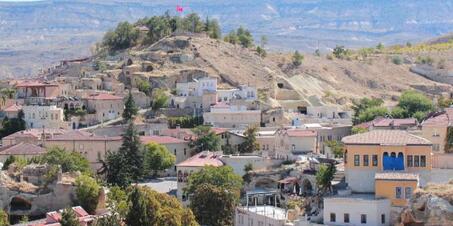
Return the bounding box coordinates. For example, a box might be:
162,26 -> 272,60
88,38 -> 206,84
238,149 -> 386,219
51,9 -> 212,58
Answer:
122,90 -> 138,122
125,187 -> 149,226
119,121 -> 143,182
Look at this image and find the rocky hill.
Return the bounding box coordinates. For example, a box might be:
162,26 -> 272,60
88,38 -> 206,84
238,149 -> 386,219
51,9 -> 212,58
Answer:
2,0 -> 453,77
90,33 -> 451,109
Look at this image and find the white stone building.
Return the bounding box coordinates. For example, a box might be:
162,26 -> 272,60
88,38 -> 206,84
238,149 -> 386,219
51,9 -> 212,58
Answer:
323,194 -> 391,226
176,77 -> 217,97
22,105 -> 66,129
203,103 -> 261,128
217,85 -> 257,103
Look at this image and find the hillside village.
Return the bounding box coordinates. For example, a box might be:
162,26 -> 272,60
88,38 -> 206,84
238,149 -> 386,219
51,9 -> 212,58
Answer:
0,12 -> 452,226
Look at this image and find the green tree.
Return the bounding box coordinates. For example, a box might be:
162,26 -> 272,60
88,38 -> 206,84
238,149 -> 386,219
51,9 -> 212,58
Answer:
118,121 -> 144,182
103,22 -> 139,51
236,26 -> 254,48
292,50 -> 304,66
438,96 -> 453,109
143,142 -> 176,177
190,184 -> 236,226
224,31 -> 239,45
324,140 -> 344,158
351,97 -> 384,124
0,110 -> 26,138
0,209 -> 9,226
151,88 -> 169,111
206,18 -> 221,39
376,42 -> 385,52
60,208 -> 79,226
413,111 -> 427,123
2,155 -> 16,170
185,166 -> 243,196
256,46 -> 267,58
106,186 -> 128,218
144,16 -> 172,44
136,78 -> 151,95
75,175 -> 101,214
41,147 -> 91,174
183,13 -> 205,33
94,214 -> 122,226
125,187 -> 151,226
122,90 -> 138,122
397,90 -> 434,118
191,126 -> 221,152
105,150 -> 130,188
316,164 -> 336,195
390,106 -> 407,118
239,126 -> 259,153
332,45 -> 352,59
358,106 -> 388,123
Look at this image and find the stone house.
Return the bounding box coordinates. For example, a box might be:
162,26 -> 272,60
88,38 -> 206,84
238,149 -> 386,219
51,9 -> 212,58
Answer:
84,93 -> 124,124
45,130 -> 122,170
203,103 -> 261,128
22,105 -> 66,129
0,142 -> 46,162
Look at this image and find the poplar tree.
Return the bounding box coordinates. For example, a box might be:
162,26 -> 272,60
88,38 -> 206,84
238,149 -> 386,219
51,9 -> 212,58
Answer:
122,90 -> 138,122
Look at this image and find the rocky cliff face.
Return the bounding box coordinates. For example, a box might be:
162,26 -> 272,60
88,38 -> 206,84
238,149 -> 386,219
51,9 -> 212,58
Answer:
399,181 -> 453,226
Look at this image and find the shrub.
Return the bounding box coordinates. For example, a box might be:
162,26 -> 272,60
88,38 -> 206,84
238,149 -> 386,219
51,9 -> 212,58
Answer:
392,55 -> 403,65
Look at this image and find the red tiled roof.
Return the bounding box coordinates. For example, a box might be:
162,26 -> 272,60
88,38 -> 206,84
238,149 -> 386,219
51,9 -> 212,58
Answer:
86,93 -> 123,101
176,151 -> 224,167
285,129 -> 317,137
2,129 -> 68,140
373,118 -> 417,127
342,130 -> 431,146
0,142 -> 46,156
15,81 -> 59,88
160,128 -> 195,140
48,130 -> 121,141
211,127 -> 228,135
140,135 -> 188,144
375,172 -> 419,181
3,104 -> 22,112
422,108 -> 453,127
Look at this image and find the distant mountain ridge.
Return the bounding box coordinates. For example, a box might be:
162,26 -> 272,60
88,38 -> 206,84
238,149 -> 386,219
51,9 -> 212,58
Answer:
1,0 -> 453,77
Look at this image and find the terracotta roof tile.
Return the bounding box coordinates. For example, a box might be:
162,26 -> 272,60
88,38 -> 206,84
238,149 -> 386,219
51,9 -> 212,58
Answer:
3,104 -> 22,112
48,130 -> 121,141
176,151 -> 224,167
342,130 -> 431,146
422,108 -> 453,127
0,143 -> 46,156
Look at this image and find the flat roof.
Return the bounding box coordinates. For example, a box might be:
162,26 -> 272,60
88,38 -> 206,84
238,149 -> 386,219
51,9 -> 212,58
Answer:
238,206 -> 287,220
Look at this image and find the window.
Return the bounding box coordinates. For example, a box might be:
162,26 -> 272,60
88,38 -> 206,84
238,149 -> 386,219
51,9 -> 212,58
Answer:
361,214 -> 367,224
372,154 -> 378,166
420,155 -> 426,167
433,144 -> 440,152
407,155 -> 413,167
330,213 -> 336,222
405,187 -> 412,199
381,214 -> 386,224
363,155 -> 369,166
174,149 -> 177,155
396,187 -> 402,199
354,155 -> 360,166
414,155 -> 420,167
344,213 -> 350,223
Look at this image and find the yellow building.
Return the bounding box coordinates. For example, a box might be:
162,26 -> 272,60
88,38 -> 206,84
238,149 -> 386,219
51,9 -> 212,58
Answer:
420,108 -> 452,154
375,172 -> 419,206
342,130 -> 432,193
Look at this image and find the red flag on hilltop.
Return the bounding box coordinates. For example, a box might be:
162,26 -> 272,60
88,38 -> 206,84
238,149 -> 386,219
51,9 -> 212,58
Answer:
176,5 -> 184,13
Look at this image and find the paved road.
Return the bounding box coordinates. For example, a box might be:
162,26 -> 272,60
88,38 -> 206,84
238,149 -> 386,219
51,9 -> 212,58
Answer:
80,108 -> 150,131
